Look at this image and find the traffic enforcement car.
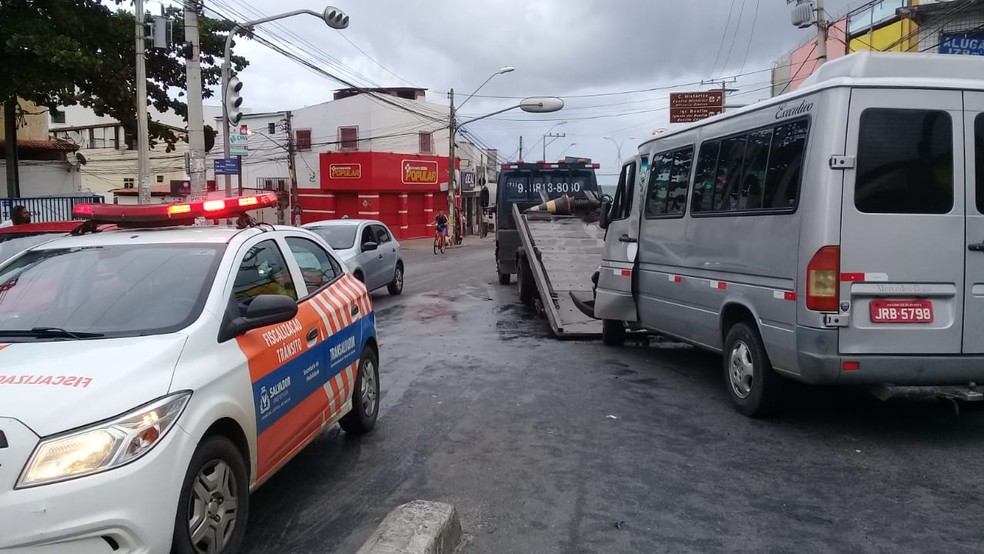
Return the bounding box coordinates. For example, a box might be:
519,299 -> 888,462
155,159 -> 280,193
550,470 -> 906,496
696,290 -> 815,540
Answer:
0,193 -> 380,553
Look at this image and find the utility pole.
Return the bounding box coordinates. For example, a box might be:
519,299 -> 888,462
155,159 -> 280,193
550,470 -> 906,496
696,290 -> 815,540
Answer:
701,77 -> 739,112
4,99 -> 19,198
816,0 -> 828,67
447,88 -> 457,243
184,0 -> 208,202
286,110 -> 299,226
543,132 -> 566,161
135,0 -> 151,205
518,136 -> 523,160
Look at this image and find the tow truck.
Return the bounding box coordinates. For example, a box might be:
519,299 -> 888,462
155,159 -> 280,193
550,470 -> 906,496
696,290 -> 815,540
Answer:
486,158 -> 607,338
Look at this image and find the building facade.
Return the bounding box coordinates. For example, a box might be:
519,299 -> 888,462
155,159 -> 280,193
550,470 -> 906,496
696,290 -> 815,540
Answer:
772,0 -> 984,94
0,98 -> 82,198
213,88 -> 490,240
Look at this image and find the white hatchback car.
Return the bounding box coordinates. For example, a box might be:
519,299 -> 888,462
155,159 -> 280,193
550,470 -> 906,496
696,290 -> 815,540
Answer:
303,219 -> 404,296
0,194 -> 380,553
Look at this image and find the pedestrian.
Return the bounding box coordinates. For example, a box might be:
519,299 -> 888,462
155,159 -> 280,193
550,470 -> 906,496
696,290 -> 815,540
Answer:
0,205 -> 31,228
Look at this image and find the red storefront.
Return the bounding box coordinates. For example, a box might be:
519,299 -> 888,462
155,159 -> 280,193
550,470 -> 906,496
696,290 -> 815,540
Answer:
298,151 -> 456,240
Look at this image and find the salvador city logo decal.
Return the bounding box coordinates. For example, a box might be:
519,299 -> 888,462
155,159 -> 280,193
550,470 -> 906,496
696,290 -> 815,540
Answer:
401,160 -> 439,185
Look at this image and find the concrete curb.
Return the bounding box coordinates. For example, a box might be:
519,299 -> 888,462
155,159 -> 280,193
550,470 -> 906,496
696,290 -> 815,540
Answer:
357,500 -> 462,554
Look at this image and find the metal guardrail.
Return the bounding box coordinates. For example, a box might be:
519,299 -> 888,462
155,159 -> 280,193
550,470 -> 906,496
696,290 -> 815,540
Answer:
0,196 -> 105,223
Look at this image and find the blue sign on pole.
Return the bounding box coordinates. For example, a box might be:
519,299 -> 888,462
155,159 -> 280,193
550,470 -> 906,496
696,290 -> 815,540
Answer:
940,31 -> 984,56
214,158 -> 240,176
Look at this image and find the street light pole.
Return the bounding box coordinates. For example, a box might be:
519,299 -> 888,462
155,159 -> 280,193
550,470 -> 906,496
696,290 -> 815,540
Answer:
448,66 -> 514,244
221,7 -> 349,198
559,142 -> 577,158
603,136 -> 636,168
135,0 -> 151,204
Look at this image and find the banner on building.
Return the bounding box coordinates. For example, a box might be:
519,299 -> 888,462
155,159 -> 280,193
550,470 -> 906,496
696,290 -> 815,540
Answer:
329,163 -> 362,179
402,160 -> 439,185
940,31 -> 984,56
461,171 -> 476,192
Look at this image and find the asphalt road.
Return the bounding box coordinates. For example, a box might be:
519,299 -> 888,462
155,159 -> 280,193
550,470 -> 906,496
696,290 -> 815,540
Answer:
244,237 -> 984,554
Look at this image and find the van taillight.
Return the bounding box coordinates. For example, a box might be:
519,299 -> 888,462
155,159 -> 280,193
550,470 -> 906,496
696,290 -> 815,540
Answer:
807,246 -> 840,312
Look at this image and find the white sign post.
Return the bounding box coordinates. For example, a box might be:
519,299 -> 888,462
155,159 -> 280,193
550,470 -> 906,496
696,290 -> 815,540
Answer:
230,124 -> 249,157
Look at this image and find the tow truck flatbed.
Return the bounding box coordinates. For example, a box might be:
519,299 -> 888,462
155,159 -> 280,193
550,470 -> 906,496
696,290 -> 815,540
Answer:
513,203 -> 605,338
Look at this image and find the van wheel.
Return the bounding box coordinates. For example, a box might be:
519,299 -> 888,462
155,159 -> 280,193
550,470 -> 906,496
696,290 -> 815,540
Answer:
498,272 -> 510,285
602,319 -> 625,347
723,322 -> 782,418
340,346 -> 379,435
517,256 -> 535,305
172,436 -> 249,554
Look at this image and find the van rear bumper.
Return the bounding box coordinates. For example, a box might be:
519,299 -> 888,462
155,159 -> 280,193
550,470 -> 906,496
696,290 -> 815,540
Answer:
796,326 -> 984,385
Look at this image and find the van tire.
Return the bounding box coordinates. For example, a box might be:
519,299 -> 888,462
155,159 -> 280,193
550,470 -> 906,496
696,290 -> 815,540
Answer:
723,322 -> 782,418
602,319 -> 626,347
498,272 -> 510,285
517,255 -> 535,306
172,436 -> 249,554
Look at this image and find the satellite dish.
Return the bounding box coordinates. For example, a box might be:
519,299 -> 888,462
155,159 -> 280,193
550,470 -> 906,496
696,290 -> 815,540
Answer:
76,152 -> 87,165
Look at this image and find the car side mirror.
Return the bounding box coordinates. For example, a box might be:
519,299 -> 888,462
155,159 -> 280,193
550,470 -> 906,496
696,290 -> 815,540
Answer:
218,294 -> 298,342
599,198 -> 612,230
362,241 -> 379,252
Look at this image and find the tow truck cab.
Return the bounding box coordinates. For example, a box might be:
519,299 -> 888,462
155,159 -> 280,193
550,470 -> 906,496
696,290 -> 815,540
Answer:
490,158 -> 601,284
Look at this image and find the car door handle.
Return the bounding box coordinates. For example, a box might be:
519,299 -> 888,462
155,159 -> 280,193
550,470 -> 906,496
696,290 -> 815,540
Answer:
378,254 -> 384,259
618,234 -> 638,243
351,304 -> 360,316
970,242 -> 984,252
306,328 -> 319,342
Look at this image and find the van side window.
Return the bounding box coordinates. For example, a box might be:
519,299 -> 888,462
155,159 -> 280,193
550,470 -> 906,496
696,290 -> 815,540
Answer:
856,109 -> 953,214
609,162 -> 635,221
977,114 -> 984,214
645,148 -> 693,218
692,142 -> 720,212
667,148 -> 694,215
713,136 -> 747,211
693,118 -> 808,215
764,120 -> 809,209
645,153 -> 671,216
737,129 -> 772,210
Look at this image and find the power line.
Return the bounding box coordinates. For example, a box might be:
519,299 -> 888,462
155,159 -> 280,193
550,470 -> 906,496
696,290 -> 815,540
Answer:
708,0 -> 738,78
721,0 -> 749,72
738,0 -> 761,74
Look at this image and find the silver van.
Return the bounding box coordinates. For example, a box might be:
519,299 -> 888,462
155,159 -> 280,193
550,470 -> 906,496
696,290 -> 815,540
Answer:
594,51 -> 984,417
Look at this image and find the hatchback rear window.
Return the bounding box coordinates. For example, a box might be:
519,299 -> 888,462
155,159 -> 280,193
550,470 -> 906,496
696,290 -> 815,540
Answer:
855,108 -> 953,214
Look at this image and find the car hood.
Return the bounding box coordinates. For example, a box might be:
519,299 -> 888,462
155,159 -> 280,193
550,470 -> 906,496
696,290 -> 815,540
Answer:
0,334 -> 187,436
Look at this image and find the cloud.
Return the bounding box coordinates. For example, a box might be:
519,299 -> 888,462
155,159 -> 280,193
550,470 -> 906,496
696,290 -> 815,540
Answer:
208,0 -> 856,182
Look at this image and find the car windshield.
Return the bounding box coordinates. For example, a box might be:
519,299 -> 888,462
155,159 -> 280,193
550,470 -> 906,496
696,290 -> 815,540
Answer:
0,233 -> 65,265
0,243 -> 225,339
308,225 -> 358,250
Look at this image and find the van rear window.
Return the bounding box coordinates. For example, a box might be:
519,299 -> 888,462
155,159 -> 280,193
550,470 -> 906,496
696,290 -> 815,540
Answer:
976,114 -> 984,214
856,109 -> 953,214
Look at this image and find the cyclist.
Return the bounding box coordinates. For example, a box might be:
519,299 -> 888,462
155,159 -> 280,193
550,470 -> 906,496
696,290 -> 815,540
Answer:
434,210 -> 448,240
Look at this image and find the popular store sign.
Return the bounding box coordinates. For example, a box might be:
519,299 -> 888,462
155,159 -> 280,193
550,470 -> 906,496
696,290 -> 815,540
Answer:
329,163 -> 362,179
401,160 -> 439,185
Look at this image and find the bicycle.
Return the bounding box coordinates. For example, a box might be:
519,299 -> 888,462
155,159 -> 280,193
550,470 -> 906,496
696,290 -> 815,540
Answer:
431,225 -> 447,255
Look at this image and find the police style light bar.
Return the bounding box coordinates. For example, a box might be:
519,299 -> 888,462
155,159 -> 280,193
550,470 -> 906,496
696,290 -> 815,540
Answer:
72,193 -> 278,226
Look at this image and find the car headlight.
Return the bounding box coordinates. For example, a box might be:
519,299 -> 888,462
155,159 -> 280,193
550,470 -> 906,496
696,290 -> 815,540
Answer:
17,391 -> 191,488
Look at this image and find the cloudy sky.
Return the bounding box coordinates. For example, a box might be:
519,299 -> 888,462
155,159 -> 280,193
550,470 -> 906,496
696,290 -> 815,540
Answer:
179,0 -> 863,185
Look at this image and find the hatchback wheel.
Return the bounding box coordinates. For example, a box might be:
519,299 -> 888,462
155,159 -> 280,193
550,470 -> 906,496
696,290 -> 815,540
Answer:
172,436 -> 248,554
388,263 -> 404,295
340,346 -> 380,434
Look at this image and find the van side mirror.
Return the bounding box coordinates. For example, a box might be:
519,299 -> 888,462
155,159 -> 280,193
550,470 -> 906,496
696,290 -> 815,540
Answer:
599,198 -> 612,230
218,294 -> 298,342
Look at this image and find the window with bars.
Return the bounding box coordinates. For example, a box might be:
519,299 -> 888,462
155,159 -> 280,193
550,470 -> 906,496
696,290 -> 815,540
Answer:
295,129 -> 312,151
123,178 -> 135,189
339,126 -> 358,150
419,131 -> 434,154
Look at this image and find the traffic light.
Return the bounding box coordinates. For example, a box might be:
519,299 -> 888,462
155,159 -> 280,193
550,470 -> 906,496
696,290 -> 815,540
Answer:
226,76 -> 244,126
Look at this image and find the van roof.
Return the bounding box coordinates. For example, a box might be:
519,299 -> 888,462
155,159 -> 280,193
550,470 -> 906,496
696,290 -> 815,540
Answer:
641,51 -> 984,147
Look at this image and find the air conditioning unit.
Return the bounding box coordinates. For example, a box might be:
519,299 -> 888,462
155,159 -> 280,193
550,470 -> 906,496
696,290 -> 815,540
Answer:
791,0 -> 816,28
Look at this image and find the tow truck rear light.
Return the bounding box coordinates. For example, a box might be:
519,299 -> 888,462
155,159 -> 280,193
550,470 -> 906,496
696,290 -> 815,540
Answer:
807,246 -> 840,312
72,193 -> 278,226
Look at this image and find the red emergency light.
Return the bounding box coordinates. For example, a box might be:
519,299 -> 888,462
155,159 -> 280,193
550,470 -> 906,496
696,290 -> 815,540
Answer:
72,193 -> 278,227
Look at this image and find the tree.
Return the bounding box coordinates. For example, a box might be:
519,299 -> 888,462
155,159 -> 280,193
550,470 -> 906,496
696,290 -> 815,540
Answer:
0,0 -> 249,155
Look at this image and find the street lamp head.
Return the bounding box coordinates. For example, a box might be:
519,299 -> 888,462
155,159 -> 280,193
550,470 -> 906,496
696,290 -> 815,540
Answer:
322,6 -> 350,29
519,97 -> 564,113
498,66 -> 516,74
